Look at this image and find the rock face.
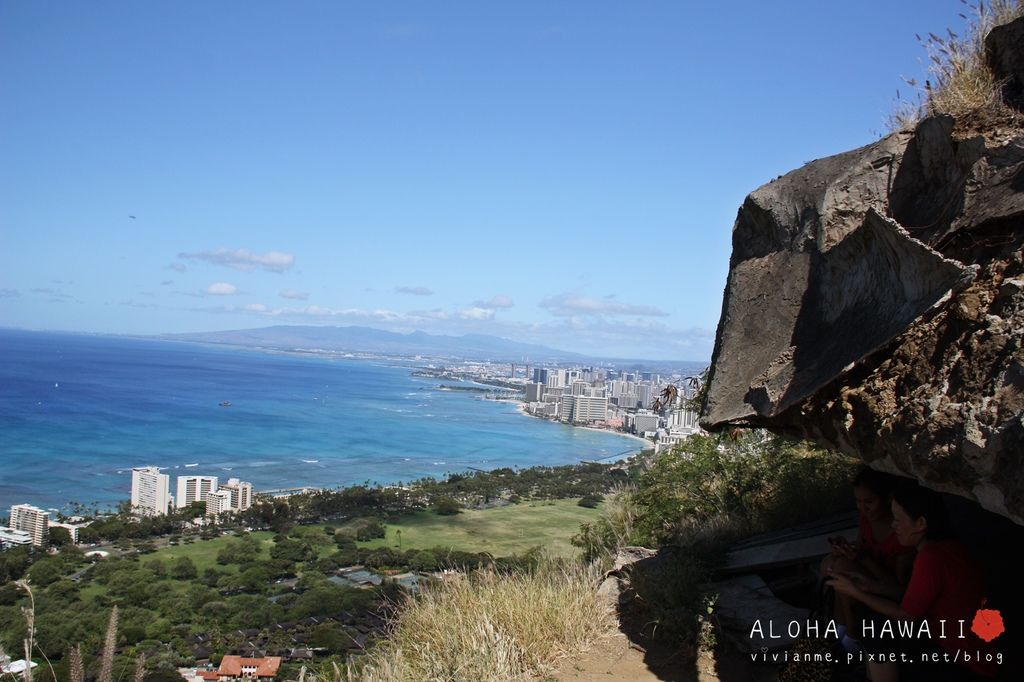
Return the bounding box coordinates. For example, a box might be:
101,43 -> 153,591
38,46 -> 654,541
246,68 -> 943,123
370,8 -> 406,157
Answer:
702,18 -> 1024,524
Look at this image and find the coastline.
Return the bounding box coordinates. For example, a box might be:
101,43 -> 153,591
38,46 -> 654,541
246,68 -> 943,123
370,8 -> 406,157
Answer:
0,330 -> 643,512
514,402 -> 652,450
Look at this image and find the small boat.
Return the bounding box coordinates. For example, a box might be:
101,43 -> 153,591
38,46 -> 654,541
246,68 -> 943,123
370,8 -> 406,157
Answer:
184,463 -> 199,468
219,401 -> 231,407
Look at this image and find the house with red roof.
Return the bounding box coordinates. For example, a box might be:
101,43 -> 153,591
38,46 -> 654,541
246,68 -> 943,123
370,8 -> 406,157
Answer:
216,656 -> 282,681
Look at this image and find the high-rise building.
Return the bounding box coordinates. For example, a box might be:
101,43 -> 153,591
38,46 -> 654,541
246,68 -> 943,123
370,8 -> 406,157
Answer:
131,466 -> 172,516
573,396 -> 609,423
633,413 -> 661,435
221,478 -> 253,511
570,380 -> 590,396
669,408 -> 700,432
557,395 -> 608,424
618,394 -> 639,409
532,368 -> 548,384
205,490 -> 232,519
525,383 -> 545,403
9,504 -> 49,547
638,384 -> 654,409
545,370 -> 568,389
558,394 -> 576,422
176,475 -> 219,509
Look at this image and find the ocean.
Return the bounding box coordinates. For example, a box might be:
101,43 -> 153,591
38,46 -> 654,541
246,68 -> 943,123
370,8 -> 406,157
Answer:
0,329 -> 643,513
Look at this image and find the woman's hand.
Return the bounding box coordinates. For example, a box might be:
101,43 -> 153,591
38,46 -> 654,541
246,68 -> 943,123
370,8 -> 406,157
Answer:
827,574 -> 862,599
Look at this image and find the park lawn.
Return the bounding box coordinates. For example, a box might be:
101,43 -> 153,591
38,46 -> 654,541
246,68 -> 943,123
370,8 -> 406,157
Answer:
78,583 -> 108,603
358,499 -> 601,558
148,531 -> 275,572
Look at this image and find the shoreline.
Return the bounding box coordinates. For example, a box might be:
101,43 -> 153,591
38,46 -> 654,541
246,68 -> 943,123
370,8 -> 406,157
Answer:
514,402 -> 652,451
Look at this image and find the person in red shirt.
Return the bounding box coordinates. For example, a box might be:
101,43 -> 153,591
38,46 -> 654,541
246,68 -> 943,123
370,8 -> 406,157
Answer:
822,468 -> 915,643
829,482 -> 999,681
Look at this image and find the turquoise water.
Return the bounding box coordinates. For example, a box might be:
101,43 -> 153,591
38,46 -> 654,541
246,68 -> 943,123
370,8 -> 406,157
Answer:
0,329 -> 641,513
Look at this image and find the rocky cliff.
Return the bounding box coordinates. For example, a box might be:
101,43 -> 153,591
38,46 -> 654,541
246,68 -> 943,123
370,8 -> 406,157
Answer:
702,18 -> 1024,524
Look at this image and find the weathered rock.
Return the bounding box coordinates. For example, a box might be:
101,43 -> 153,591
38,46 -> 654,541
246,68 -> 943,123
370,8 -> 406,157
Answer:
702,111 -> 1024,523
986,16 -> 1024,110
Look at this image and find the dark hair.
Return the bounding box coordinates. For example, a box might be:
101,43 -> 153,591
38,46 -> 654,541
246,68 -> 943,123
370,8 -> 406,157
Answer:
892,481 -> 954,540
852,466 -> 897,499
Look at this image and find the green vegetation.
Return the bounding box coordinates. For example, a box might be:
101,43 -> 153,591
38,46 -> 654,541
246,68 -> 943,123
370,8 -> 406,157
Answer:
358,499 -> 601,559
574,431 -> 855,645
2,435 -> 856,678
148,531 -> 274,573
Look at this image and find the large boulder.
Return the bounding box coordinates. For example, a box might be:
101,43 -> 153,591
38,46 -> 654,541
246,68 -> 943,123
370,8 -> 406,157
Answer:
702,44 -> 1024,522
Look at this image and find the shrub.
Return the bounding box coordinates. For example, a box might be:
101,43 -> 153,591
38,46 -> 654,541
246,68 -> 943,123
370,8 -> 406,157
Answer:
577,494 -> 603,509
409,550 -> 439,572
169,557 -> 197,580
355,519 -> 386,541
433,497 -> 461,516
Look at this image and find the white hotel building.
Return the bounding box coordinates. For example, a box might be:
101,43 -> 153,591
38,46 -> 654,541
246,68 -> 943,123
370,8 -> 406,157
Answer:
131,466 -> 172,516
9,504 -> 49,547
176,475 -> 219,509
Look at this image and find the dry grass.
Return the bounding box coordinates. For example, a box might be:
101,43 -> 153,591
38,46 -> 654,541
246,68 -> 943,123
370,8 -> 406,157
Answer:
890,0 -> 1023,130
346,560 -> 615,682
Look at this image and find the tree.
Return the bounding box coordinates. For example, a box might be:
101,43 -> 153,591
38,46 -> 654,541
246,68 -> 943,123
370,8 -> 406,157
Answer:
433,497 -> 461,516
26,559 -> 63,587
169,556 -> 198,580
409,550 -> 438,572
270,538 -> 315,563
355,519 -> 385,541
48,526 -> 73,547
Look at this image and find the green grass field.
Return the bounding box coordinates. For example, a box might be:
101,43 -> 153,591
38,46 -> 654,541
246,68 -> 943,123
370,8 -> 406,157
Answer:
148,531 -> 275,572
359,499 -> 600,558
141,499 -> 598,569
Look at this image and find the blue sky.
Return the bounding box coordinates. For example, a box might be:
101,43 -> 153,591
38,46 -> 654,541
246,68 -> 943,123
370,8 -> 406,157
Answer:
0,1 -> 972,360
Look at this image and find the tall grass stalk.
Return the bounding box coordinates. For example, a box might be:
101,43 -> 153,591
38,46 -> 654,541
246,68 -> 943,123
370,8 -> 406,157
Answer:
68,646 -> 84,682
97,607 -> 118,682
352,561 -> 615,682
891,0 -> 1024,129
131,654 -> 146,682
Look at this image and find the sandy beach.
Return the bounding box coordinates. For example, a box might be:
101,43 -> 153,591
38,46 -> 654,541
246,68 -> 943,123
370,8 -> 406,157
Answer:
514,402 -> 652,449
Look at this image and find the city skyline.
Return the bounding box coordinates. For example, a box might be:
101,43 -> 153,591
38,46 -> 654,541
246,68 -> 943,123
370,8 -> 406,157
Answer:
0,1 -> 973,359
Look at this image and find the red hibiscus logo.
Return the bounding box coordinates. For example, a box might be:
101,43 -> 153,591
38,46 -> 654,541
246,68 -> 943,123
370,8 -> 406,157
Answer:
971,608 -> 1005,643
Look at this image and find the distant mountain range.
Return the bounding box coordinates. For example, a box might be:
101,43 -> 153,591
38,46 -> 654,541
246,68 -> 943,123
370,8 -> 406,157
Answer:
161,325 -> 589,363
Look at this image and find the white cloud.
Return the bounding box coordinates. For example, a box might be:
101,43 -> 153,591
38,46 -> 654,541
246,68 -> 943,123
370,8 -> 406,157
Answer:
396,286 -> 434,296
168,263 -> 188,272
206,282 -> 239,296
179,248 -> 295,273
161,280 -> 174,286
0,288 -> 20,298
539,292 -> 668,317
279,289 -> 309,301
410,308 -> 449,320
472,294 -> 514,309
458,307 -> 495,320
243,303 -> 268,312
